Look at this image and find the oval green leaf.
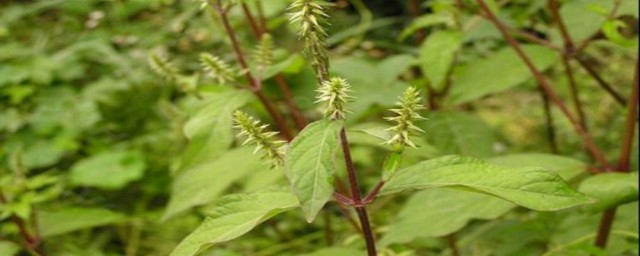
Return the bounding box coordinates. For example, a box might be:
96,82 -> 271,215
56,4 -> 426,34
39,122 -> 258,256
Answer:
381,155 -> 592,211
285,120 -> 341,222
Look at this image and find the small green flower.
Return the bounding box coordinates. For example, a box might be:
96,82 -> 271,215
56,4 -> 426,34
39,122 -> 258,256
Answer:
289,0 -> 330,80
148,53 -> 178,82
199,53 -> 237,84
253,33 -> 274,70
385,87 -> 425,151
233,111 -> 286,167
316,77 -> 352,120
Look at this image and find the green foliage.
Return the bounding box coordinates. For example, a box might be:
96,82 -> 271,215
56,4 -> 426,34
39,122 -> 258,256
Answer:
285,120 -> 341,222
381,155 -> 592,211
170,188 -> 298,256
0,0 -> 637,255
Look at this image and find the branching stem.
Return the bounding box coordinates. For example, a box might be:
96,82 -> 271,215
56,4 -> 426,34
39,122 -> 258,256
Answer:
474,0 -> 612,171
213,2 -> 293,141
339,128 -> 377,256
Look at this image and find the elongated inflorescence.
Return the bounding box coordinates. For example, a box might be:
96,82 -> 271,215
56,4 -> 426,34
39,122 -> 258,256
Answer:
233,110 -> 286,167
316,77 -> 352,120
385,87 -> 425,151
289,0 -> 330,81
199,53 -> 238,84
253,33 -> 275,70
148,53 -> 179,82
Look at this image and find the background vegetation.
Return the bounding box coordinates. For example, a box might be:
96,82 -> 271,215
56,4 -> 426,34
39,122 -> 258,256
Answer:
0,0 -> 637,255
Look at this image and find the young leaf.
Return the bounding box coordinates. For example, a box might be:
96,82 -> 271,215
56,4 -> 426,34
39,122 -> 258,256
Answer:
421,111 -> 496,157
179,90 -> 252,169
170,188 -> 298,256
70,150 -> 146,190
488,153 -> 587,180
38,207 -> 126,237
579,172 -> 638,211
449,45 -> 557,104
285,119 -> 341,222
419,30 -> 462,91
381,188 -> 514,246
381,155 -> 592,211
164,147 -> 263,220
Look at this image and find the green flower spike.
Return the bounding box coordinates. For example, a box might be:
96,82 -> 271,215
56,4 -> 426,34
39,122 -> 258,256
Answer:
316,77 -> 352,120
289,0 -> 330,80
385,86 -> 425,151
253,33 -> 274,70
199,53 -> 237,84
233,111 -> 286,168
148,53 -> 179,82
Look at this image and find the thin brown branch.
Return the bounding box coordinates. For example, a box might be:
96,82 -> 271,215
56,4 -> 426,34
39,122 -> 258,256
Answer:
0,191 -> 46,256
448,233 -> 460,256
474,0 -> 612,171
408,0 -> 426,42
213,2 -> 293,141
617,59 -> 639,172
540,88 -> 559,153
594,60 -> 638,249
561,56 -> 588,129
548,0 -> 575,50
339,128 -> 377,256
575,55 -> 627,106
241,4 -> 309,131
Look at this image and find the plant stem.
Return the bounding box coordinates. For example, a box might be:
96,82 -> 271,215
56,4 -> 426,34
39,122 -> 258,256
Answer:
0,191 -> 46,256
447,233 -> 460,256
539,88 -> 559,153
213,2 -> 293,141
575,55 -> 627,106
475,0 -> 612,171
595,59 -> 639,248
241,3 -> 309,131
548,0 -> 574,50
339,128 -> 377,255
561,56 -> 588,130
407,0 -> 425,42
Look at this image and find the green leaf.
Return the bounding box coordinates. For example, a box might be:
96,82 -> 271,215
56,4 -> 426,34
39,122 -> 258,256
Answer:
170,188 -> 298,256
579,172 -> 638,211
421,111 -> 496,158
381,155 -> 592,211
488,153 -> 587,180
70,150 -> 146,190
381,188 -> 514,246
559,0 -> 611,42
285,120 -> 341,222
0,241 -> 21,256
164,147 -> 264,220
398,13 -> 454,42
179,90 -> 252,169
420,30 -> 462,90
38,207 -> 126,237
332,55 -> 416,119
450,45 -> 557,104
601,20 -> 638,48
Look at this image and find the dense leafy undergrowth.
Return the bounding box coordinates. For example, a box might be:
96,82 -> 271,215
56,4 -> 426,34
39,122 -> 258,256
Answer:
0,0 -> 638,255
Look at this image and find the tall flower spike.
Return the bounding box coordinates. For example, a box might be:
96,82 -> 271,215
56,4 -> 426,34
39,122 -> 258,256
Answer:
253,33 -> 274,71
385,87 -> 426,151
148,53 -> 178,82
233,110 -> 286,168
199,53 -> 237,85
316,77 -> 352,120
289,0 -> 330,81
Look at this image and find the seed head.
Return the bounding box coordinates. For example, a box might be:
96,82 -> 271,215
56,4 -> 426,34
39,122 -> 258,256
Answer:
148,53 -> 179,82
289,0 -> 330,80
233,111 -> 286,168
253,33 -> 275,70
385,87 -> 425,151
316,77 -> 352,120
199,53 -> 237,85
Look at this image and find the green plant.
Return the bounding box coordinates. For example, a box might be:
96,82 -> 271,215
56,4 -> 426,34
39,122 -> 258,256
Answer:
0,0 -> 637,255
